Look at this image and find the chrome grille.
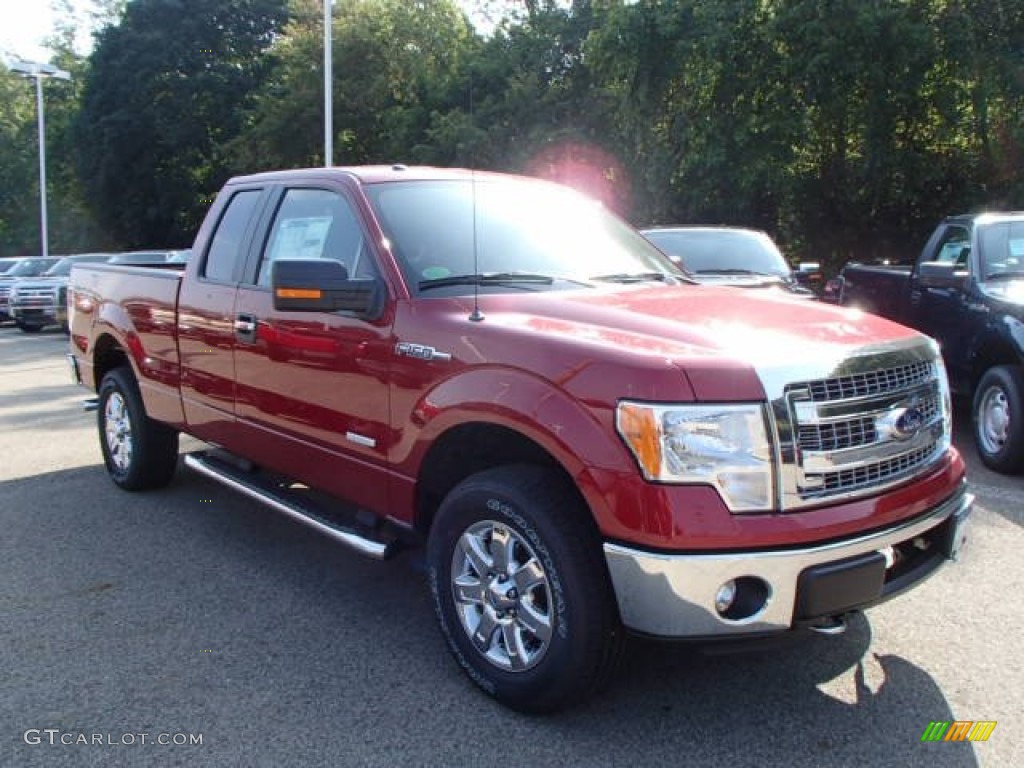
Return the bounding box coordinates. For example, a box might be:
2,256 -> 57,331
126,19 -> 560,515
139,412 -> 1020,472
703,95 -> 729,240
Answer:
798,416 -> 876,452
803,361 -> 934,402
814,442 -> 940,494
11,287 -> 56,304
777,350 -> 950,509
796,390 -> 941,452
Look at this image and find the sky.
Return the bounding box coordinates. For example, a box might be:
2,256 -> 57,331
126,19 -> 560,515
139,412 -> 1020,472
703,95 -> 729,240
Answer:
0,0 -> 96,64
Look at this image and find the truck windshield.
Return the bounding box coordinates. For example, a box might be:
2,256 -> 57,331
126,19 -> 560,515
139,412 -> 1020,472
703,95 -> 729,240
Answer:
42,255 -> 112,277
642,229 -> 790,277
5,258 -> 59,277
979,219 -> 1024,280
365,179 -> 683,294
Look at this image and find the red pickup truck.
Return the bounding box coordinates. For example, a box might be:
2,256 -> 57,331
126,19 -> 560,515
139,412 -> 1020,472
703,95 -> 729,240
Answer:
68,166 -> 973,712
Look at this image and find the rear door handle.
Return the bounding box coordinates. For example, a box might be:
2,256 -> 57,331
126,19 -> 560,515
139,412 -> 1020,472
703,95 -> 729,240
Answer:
234,313 -> 257,343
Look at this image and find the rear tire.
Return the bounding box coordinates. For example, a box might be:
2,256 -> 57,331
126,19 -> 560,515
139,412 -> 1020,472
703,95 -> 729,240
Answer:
972,365 -> 1024,473
17,322 -> 43,333
427,465 -> 623,713
98,367 -> 179,490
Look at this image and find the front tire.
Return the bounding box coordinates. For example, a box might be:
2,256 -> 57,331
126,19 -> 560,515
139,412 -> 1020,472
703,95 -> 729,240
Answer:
98,367 -> 179,490
972,365 -> 1024,473
427,465 -> 622,713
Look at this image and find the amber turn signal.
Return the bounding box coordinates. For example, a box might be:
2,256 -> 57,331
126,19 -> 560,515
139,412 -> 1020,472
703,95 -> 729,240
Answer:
275,288 -> 323,300
616,403 -> 662,479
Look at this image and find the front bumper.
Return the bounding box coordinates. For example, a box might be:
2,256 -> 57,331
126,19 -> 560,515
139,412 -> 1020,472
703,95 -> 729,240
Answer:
604,484 -> 972,638
10,303 -> 59,323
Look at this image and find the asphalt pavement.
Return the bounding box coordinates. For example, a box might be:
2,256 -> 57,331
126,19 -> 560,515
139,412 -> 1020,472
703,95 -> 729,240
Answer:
1,325 -> 1021,767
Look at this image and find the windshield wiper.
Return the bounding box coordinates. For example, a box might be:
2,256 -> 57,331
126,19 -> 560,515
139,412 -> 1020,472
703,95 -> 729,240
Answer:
419,272 -> 555,292
590,271 -> 670,284
984,270 -> 1024,281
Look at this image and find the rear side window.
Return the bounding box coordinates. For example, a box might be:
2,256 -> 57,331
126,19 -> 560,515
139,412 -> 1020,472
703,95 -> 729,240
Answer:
204,189 -> 261,282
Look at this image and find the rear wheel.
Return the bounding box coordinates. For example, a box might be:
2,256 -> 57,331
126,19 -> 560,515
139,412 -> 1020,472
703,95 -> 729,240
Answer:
972,365 -> 1024,473
16,321 -> 43,333
98,367 -> 179,490
427,465 -> 622,713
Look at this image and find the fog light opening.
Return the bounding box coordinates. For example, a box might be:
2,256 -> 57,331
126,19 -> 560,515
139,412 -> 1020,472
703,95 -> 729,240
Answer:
714,576 -> 771,622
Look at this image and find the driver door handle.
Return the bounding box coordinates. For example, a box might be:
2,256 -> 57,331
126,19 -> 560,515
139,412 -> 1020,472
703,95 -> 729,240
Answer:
234,313 -> 258,343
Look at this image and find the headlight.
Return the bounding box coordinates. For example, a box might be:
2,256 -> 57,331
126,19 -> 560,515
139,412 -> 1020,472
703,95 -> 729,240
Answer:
616,401 -> 775,512
934,355 -> 953,454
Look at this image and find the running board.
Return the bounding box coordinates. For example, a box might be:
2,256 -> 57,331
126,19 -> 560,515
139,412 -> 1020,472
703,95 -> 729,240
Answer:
184,451 -> 396,559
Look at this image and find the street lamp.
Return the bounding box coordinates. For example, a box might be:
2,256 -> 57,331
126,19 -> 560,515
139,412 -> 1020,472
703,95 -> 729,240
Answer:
8,59 -> 71,259
324,0 -> 333,167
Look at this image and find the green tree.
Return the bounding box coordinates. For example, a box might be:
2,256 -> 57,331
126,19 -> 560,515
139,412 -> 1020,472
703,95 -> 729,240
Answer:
42,2 -> 113,254
0,68 -> 40,255
230,0 -> 475,171
933,0 -> 1024,209
75,0 -> 288,247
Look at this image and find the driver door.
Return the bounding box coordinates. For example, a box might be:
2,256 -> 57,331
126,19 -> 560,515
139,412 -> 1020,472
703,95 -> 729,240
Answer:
231,184 -> 395,514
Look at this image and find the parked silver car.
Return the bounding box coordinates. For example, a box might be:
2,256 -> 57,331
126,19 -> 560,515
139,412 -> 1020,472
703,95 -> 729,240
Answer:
9,254 -> 113,332
0,257 -> 61,324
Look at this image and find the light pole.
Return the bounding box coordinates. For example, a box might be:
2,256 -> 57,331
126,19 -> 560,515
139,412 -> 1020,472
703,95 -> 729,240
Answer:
324,0 -> 333,167
8,59 -> 71,259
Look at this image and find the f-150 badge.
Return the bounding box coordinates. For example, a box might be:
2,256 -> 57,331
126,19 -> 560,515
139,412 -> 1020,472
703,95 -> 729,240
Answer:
394,341 -> 452,362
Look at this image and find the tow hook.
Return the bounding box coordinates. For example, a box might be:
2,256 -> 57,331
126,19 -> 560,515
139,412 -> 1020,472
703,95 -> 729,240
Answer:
808,614 -> 848,635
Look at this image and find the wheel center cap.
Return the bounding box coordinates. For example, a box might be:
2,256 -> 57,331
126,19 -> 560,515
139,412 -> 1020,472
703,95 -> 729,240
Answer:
486,579 -> 516,611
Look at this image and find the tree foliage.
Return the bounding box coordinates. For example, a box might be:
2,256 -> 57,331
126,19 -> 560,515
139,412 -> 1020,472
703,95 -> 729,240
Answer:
229,0 -> 475,171
2,0 -> 1021,270
74,0 -> 288,247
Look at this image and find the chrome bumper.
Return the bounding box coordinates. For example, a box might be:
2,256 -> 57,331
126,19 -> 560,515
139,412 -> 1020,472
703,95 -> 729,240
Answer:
604,486 -> 973,638
11,306 -> 58,322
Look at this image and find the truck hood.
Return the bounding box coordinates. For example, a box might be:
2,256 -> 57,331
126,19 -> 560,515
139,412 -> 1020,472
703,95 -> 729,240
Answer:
481,283 -> 930,400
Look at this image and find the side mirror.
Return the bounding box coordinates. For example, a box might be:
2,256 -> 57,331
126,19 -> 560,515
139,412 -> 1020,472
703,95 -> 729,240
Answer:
918,261 -> 968,290
271,259 -> 383,318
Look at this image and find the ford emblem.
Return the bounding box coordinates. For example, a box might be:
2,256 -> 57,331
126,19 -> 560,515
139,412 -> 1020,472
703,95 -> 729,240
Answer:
896,407 -> 925,435
877,406 -> 925,440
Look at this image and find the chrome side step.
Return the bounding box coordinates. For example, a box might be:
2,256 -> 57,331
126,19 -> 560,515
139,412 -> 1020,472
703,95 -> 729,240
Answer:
184,451 -> 396,559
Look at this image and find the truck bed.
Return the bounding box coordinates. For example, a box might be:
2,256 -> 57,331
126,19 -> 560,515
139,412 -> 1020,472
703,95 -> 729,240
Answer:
70,262 -> 186,428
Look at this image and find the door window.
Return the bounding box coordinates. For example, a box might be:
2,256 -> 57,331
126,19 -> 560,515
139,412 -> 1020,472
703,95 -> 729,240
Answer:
979,221 -> 1024,279
256,188 -> 373,287
932,225 -> 970,267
